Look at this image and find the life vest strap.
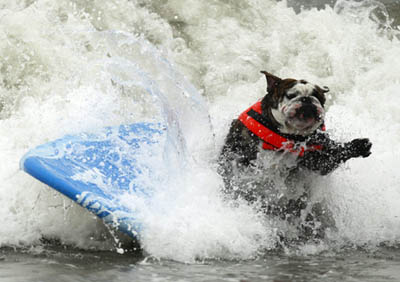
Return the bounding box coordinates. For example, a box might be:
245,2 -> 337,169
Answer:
238,101 -> 323,157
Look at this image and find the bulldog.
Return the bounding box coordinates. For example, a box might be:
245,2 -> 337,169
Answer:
218,71 -> 372,240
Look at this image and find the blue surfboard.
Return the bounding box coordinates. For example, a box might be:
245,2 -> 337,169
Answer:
20,122 -> 167,239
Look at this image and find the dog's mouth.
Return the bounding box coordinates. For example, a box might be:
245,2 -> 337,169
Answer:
286,104 -> 324,131
296,104 -> 320,119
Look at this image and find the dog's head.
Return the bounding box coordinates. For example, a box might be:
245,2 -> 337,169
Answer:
260,71 -> 328,136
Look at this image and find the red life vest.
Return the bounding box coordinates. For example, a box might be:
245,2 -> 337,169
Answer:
238,101 -> 324,157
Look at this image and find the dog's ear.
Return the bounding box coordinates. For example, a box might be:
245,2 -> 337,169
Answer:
260,71 -> 282,94
313,85 -> 329,106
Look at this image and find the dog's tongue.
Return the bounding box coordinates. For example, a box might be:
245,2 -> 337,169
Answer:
294,115 -> 317,130
297,112 -> 314,121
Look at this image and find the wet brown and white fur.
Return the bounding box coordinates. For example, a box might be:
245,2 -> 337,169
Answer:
218,71 -> 372,241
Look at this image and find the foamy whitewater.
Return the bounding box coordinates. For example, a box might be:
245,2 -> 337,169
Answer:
0,0 -> 399,262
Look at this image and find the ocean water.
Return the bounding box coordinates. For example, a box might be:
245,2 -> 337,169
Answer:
1,0 -> 400,281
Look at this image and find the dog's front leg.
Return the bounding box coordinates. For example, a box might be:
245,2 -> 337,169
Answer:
299,137 -> 372,175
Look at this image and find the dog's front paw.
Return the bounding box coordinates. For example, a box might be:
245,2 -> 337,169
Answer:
346,138 -> 372,158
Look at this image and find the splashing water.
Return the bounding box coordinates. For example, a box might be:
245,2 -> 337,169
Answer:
0,0 -> 399,262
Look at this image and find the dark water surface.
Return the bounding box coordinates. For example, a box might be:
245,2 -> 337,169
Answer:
1,246 -> 400,281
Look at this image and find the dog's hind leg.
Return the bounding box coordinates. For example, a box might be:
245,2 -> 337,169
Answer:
298,202 -> 337,241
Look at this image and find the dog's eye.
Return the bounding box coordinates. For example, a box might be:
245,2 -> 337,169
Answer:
311,90 -> 322,100
286,93 -> 297,99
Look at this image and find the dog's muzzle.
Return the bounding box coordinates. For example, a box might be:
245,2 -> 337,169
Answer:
285,99 -> 324,132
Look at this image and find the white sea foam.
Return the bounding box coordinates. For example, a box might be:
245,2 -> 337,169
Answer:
0,0 -> 399,262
